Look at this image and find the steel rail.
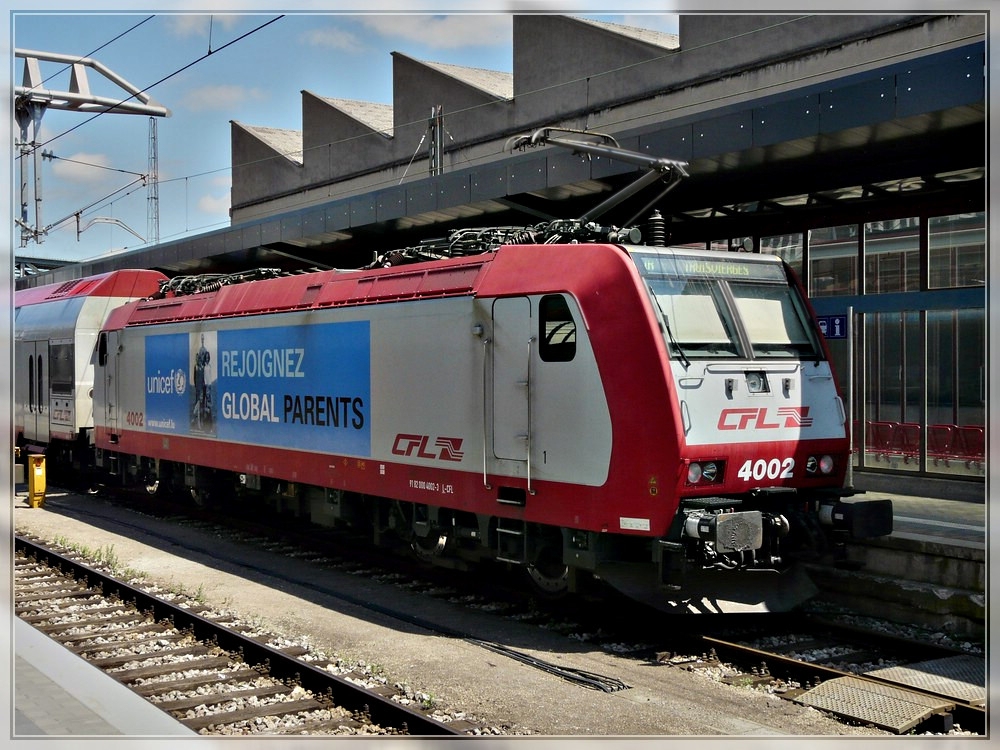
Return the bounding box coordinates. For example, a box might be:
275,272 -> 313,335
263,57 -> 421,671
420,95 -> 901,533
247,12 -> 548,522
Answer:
698,634 -> 985,734
14,534 -> 462,736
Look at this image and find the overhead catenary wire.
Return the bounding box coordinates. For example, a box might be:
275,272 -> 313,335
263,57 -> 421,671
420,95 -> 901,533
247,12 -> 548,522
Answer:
43,153 -> 147,178
23,14 -> 285,158
16,14 -> 284,245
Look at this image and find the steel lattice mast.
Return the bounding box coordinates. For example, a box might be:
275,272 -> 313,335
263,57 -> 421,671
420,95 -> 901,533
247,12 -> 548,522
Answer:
14,48 -> 170,246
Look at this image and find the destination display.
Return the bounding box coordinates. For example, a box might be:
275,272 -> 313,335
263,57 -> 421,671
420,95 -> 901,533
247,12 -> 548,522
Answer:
632,250 -> 787,282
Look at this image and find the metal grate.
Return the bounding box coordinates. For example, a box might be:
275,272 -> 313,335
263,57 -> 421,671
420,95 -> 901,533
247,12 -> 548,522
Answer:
866,655 -> 985,706
795,676 -> 954,733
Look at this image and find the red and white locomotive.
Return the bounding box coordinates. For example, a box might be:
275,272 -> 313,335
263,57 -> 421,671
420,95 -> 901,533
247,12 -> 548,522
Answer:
15,132 -> 892,612
14,269 -> 167,469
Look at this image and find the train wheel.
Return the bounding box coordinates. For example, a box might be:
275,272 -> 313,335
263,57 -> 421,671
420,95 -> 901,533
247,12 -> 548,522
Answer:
526,543 -> 570,596
526,562 -> 570,595
189,488 -> 210,507
412,532 -> 447,562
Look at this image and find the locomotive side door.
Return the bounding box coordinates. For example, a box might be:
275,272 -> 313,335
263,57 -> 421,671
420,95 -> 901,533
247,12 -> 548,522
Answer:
100,330 -> 122,440
491,297 -> 532,463
19,341 -> 49,443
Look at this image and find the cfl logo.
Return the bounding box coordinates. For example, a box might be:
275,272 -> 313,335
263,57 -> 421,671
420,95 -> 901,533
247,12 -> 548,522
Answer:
392,433 -> 465,462
776,407 -> 813,427
718,406 -> 813,430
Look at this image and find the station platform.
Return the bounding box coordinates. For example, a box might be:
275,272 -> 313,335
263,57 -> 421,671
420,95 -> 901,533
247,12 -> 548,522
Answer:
13,617 -> 196,737
860,489 -> 985,549
811,481 -> 986,638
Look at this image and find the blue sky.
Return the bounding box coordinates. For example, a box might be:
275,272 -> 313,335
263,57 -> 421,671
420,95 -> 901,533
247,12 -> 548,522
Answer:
11,8 -> 679,264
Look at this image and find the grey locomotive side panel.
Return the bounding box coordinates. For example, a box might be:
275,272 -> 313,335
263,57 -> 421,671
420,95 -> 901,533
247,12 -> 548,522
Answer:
105,293 -> 612,486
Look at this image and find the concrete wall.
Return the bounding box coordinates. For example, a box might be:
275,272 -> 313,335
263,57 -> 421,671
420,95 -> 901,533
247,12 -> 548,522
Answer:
300,92 -> 395,194
230,13 -> 983,220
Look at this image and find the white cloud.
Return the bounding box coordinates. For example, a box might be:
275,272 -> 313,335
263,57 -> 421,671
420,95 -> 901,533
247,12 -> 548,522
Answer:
198,192 -> 230,216
182,85 -> 267,112
359,14 -> 512,50
166,13 -> 246,38
50,152 -> 114,183
302,26 -> 363,51
166,15 -> 212,38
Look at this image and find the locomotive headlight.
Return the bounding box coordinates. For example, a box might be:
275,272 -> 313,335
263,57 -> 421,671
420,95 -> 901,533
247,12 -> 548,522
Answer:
687,461 -> 720,484
687,463 -> 703,484
806,455 -> 835,475
746,371 -> 768,393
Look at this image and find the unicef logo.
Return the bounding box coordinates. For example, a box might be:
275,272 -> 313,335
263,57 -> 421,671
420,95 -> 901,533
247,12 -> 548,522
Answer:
173,368 -> 187,395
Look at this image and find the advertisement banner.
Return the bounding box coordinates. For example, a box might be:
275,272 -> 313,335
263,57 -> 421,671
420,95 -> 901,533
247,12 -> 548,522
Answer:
144,321 -> 371,457
145,333 -> 189,433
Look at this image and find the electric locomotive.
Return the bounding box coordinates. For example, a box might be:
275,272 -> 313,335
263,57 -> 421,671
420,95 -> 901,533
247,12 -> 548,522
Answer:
17,130 -> 893,612
86,232 -> 890,612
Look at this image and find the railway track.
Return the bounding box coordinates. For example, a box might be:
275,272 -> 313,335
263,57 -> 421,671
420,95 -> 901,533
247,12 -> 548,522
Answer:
20,487 -> 985,736
14,534 -> 466,737
661,617 -> 986,735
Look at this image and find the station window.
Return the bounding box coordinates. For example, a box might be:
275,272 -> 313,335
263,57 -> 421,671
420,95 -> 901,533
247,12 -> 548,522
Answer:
926,309 -> 985,477
808,224 -> 857,297
929,212 -> 985,288
865,218 -> 920,294
864,311 -> 921,473
761,233 -> 803,279
538,294 -> 577,362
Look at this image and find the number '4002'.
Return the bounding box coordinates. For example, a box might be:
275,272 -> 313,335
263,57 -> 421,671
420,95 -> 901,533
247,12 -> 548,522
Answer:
737,458 -> 794,481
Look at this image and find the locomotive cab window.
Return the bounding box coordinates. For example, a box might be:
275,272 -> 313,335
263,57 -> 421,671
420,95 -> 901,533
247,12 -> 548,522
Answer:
633,249 -> 825,362
539,294 -> 577,362
730,282 -> 822,359
647,278 -> 741,359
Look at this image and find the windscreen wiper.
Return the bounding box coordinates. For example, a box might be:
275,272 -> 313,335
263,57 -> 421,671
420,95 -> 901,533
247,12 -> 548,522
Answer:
649,286 -> 690,370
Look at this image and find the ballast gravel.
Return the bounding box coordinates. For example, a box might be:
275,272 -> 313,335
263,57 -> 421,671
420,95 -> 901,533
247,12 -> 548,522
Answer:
14,490 -> 893,737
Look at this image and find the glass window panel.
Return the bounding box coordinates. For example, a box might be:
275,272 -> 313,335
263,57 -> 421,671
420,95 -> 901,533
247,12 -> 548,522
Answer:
662,286 -> 732,344
761,233 -> 803,279
863,311 -> 921,472
538,294 -> 576,362
49,343 -> 74,395
926,309 -> 985,476
809,224 -> 857,297
928,212 -> 985,288
865,218 -> 920,293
